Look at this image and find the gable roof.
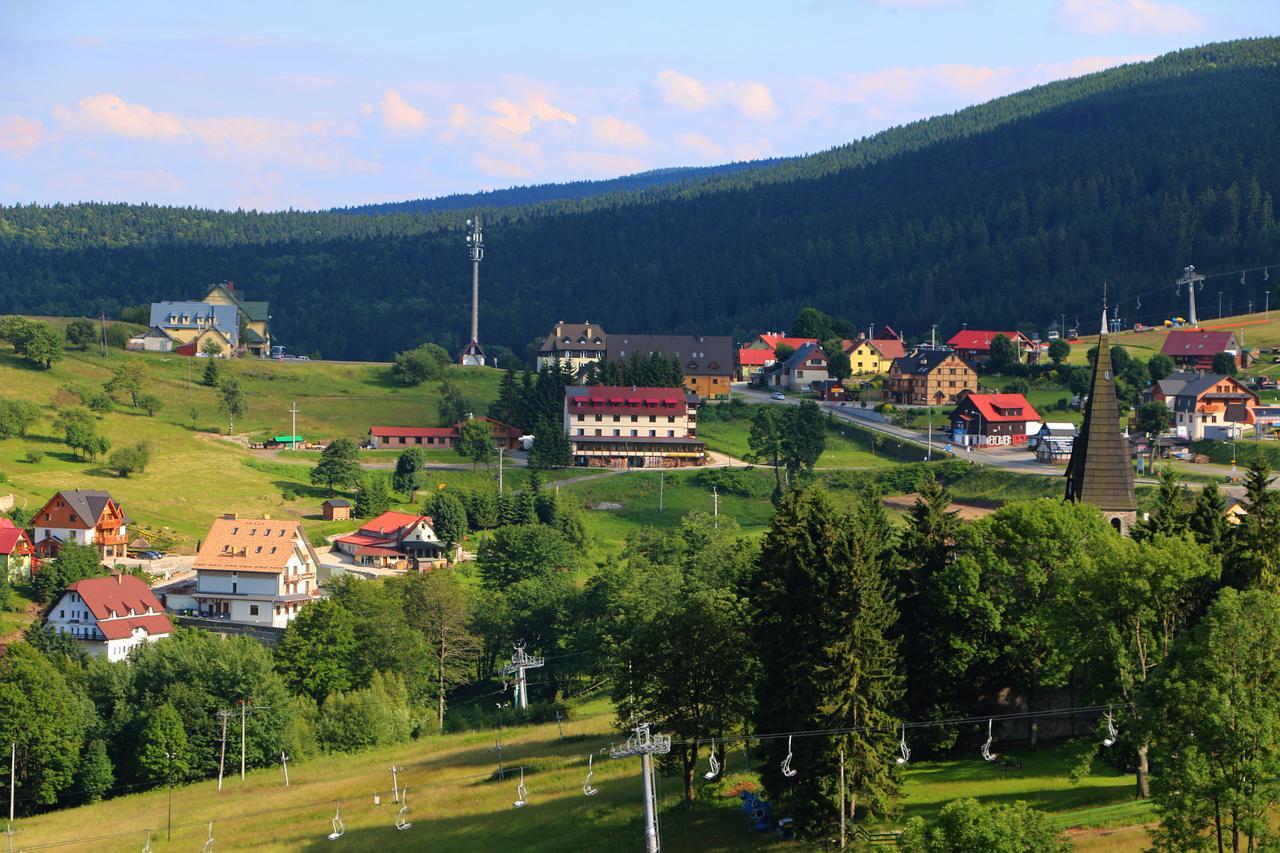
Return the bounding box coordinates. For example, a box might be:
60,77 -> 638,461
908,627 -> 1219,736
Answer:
194,516 -> 313,574
62,575 -> 173,641
776,342 -> 828,371
41,490 -> 131,529
757,334 -> 817,351
956,392 -> 1041,423
1160,330 -> 1239,357
892,350 -> 970,376
947,330 -> 1033,352
322,498 -> 351,508
1170,372 -> 1254,401
204,282 -> 270,322
0,520 -> 31,556
540,322 -> 608,353
606,334 -> 734,377
738,347 -> 775,367
868,338 -> 906,359
335,512 -> 436,551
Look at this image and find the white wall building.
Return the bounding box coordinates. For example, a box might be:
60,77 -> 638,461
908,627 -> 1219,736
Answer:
45,574 -> 173,661
187,514 -> 321,628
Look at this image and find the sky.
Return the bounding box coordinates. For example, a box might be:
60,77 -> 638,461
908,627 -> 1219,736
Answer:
0,0 -> 1274,211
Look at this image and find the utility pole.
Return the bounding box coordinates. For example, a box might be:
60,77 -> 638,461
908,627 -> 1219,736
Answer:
500,643 -> 545,710
100,313 -> 107,357
610,723 -> 672,853
166,750 -> 173,841
389,766 -> 403,803
712,486 -> 719,529
280,752 -> 290,787
658,471 -> 664,511
497,447 -> 504,493
839,748 -> 846,849
1176,265 -> 1203,327
1219,291 -> 1223,319
238,698 -> 251,780
289,401 -> 299,450
216,710 -> 231,791
494,706 -> 506,781
8,743 -> 13,824
931,324 -> 937,350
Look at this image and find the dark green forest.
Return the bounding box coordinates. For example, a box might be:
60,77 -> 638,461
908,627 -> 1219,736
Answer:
1,39 -> 1278,361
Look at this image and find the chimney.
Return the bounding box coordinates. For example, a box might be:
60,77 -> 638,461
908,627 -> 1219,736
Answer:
262,513 -> 271,520
223,512 -> 238,520
116,571 -> 123,585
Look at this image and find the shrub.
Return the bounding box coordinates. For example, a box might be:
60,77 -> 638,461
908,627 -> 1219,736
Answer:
22,450 -> 43,464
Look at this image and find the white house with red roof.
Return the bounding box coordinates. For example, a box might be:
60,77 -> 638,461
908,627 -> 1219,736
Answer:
1159,330 -> 1244,371
949,391 -> 1042,447
332,511 -> 443,570
947,330 -> 1037,365
45,574 -> 173,661
564,385 -> 705,468
0,519 -> 34,582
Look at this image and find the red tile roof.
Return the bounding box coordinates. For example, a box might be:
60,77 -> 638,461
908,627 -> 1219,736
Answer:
960,393 -> 1041,424
1160,330 -> 1238,357
738,347 -> 774,366
869,338 -> 906,359
64,575 -> 173,641
0,520 -> 31,556
758,335 -> 818,351
947,331 -> 1033,352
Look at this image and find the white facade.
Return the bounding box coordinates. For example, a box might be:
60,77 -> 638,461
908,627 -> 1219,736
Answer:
194,550 -> 312,628
46,588 -> 167,661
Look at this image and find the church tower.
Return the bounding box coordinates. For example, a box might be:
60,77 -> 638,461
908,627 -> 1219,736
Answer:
1065,303 -> 1137,533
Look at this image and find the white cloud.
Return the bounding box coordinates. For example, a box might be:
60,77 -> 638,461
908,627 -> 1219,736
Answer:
589,115 -> 649,149
727,82 -> 780,121
1055,0 -> 1203,35
0,115 -> 51,156
654,70 -> 712,111
655,70 -> 779,121
677,132 -> 724,160
447,105 -> 469,128
380,89 -> 428,132
52,94 -> 185,140
486,95 -> 577,136
474,153 -> 531,179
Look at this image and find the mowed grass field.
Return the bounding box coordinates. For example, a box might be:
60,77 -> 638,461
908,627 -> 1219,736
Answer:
9,694 -> 1155,852
0,346 -> 505,547
1063,309 -> 1280,366
697,416 -> 888,468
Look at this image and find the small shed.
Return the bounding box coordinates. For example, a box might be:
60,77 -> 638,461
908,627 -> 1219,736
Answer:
322,498 -> 351,521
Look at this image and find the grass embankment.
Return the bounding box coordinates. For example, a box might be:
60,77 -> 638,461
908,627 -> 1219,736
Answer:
10,695 -> 1155,852
0,347 -> 503,548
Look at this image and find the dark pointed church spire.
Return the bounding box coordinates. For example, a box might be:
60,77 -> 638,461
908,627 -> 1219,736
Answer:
1065,290 -> 1136,531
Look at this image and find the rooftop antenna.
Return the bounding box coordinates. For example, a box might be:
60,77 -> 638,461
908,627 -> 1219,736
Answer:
611,723 -> 672,853
501,643 -> 545,711
1177,265 -> 1203,327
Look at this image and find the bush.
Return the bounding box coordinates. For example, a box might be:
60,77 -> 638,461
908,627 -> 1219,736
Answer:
108,441 -> 153,477
692,467 -> 769,498
22,450 -> 43,464
1004,378 -> 1030,395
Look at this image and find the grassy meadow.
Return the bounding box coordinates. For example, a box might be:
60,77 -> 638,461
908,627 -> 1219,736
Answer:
6,693 -> 1155,852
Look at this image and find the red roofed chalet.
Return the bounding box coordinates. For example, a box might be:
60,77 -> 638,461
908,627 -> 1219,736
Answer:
332,511 -> 444,570
44,573 -> 173,661
0,519 -> 34,583
947,330 -> 1036,364
949,391 -> 1042,447
1159,330 -> 1242,371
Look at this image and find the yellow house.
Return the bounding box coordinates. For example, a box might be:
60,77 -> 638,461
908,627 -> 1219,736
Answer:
203,282 -> 271,357
846,338 -> 907,375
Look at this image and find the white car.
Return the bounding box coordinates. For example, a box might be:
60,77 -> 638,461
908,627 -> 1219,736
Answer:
771,391 -> 786,400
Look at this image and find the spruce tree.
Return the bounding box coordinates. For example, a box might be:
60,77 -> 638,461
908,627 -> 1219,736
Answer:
201,358 -> 219,387
752,486 -> 901,834
354,474 -> 394,519
1189,479 -> 1228,552
1226,460 -> 1280,590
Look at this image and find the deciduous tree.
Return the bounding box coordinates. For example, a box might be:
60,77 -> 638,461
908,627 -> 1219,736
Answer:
310,437 -> 362,493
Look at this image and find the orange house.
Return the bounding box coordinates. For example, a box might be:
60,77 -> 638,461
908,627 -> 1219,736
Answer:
32,490 -> 131,560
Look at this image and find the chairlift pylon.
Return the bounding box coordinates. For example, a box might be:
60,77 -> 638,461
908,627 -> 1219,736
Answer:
327,802 -> 345,841
781,735 -> 798,778
704,738 -> 722,780
980,719 -> 997,762
583,755 -> 598,797
514,767 -> 529,808
896,724 -> 911,766
1102,710 -> 1119,748
395,788 -> 412,831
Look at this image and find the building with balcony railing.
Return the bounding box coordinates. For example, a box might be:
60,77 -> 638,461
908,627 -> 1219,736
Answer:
44,573 -> 172,661
31,489 -> 132,560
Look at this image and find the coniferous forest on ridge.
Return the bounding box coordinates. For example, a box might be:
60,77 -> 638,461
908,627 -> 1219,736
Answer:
1,39 -> 1278,361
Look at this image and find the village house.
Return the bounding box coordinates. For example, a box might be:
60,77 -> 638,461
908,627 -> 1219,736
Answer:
332,511 -> 444,570
31,489 -> 131,560
764,343 -> 830,391
45,574 -> 172,661
537,322 -> 608,374
737,334 -> 816,381
148,301 -> 238,355
607,334 -> 734,399
178,515 -> 321,627
564,385 -> 705,468
1033,423 -> 1077,464
202,282 -> 272,358
0,518 -> 34,582
886,351 -> 978,405
321,498 -> 351,521
1153,372 -> 1258,440
1160,329 -> 1245,371
949,391 -> 1042,447
368,417 -> 523,450
845,335 -> 907,375
125,326 -> 177,353
947,330 -> 1037,365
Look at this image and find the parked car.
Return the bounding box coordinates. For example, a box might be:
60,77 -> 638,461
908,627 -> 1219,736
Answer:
771,391 -> 786,400
140,550 -> 165,560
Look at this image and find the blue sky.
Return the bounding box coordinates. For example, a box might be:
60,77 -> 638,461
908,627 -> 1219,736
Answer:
0,0 -> 1274,210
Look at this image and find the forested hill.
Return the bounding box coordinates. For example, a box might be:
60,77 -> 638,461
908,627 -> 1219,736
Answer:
332,160 -> 787,215
1,38 -> 1279,362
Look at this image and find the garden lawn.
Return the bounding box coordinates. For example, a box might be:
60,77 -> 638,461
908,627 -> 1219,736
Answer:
698,415 -> 890,468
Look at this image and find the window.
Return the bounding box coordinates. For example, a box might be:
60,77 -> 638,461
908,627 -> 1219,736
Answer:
613,415 -> 620,422
630,415 -> 638,422
232,582 -> 238,594
649,415 -> 656,423
250,605 -> 259,616
668,416 -> 675,423
649,430 -> 656,437
613,429 -> 620,436
595,429 -> 601,436
577,428 -> 584,436
630,429 -> 637,436
595,414 -> 602,422
668,429 -> 676,437
59,610 -> 64,618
